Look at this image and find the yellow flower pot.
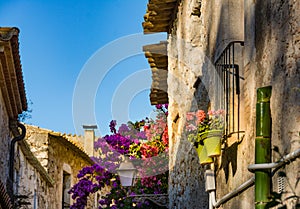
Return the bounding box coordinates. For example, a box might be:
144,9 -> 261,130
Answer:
200,130 -> 223,157
195,143 -> 213,165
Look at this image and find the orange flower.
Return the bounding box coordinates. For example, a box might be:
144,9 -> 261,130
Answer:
196,110 -> 206,124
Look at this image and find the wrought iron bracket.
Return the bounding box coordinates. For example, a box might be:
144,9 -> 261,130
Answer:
130,194 -> 168,208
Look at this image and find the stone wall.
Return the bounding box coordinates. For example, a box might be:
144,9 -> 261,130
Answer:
168,0 -> 212,208
216,0 -> 300,208
249,0 -> 300,207
23,125 -> 95,208
0,88 -> 10,186
14,144 -> 49,208
168,0 -> 299,208
25,127 -> 50,171
48,134 -> 94,208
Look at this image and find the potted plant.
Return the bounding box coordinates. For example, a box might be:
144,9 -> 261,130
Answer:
187,132 -> 213,165
185,109 -> 225,164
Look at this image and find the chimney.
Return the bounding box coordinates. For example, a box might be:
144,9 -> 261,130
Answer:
82,125 -> 97,156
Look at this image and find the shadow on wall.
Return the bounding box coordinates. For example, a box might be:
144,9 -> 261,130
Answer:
256,0 -> 300,152
220,142 -> 238,183
169,104 -> 209,208
171,131 -> 208,209
169,72 -> 213,208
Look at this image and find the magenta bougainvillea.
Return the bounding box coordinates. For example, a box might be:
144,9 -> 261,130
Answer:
69,104 -> 169,209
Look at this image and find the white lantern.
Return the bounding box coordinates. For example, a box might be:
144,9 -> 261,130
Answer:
116,158 -> 136,187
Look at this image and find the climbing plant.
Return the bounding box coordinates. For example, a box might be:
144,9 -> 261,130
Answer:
69,104 -> 169,209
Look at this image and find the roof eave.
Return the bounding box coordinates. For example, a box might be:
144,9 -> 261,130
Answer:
142,0 -> 179,34
143,42 -> 169,105
0,27 -> 27,120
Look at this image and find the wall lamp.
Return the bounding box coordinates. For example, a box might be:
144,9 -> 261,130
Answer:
117,157 -> 169,208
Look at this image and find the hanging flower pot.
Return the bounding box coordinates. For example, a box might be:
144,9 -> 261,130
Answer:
199,130 -> 223,157
185,109 -> 225,164
195,142 -> 213,165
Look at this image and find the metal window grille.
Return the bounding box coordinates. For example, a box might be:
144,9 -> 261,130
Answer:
214,41 -> 244,139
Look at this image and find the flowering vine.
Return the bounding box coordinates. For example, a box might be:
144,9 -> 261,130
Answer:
69,104 -> 169,209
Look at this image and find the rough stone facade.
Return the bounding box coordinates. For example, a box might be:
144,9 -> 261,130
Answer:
19,125 -> 96,209
0,89 -> 10,187
0,27 -> 27,209
167,0 -> 211,208
14,142 -> 51,208
245,1 -> 300,208
48,133 -> 95,209
165,0 -> 300,208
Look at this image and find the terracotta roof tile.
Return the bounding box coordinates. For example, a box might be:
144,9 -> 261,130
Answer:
142,0 -> 179,33
143,42 -> 169,105
0,27 -> 27,119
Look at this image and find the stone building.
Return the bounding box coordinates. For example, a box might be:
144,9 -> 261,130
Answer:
0,27 -> 98,209
0,28 -> 97,209
142,0 -> 299,209
13,134 -> 54,208
18,125 -> 97,209
0,27 -> 27,209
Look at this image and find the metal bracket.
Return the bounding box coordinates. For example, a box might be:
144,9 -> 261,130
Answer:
130,194 -> 168,208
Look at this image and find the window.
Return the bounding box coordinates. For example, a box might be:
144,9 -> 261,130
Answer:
214,41 -> 245,140
62,171 -> 71,209
33,189 -> 37,209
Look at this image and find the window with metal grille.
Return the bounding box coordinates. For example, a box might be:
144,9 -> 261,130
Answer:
214,41 -> 245,140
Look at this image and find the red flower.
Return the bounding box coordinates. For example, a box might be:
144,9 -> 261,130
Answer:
162,126 -> 169,145
196,110 -> 206,124
143,125 -> 150,131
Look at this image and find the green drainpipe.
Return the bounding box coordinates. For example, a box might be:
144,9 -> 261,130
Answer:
255,86 -> 272,209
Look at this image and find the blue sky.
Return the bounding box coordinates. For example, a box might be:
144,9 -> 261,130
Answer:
0,0 -> 166,136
